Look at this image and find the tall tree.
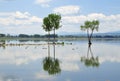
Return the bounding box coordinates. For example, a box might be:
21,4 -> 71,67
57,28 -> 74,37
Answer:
48,13 -> 61,43
80,20 -> 99,45
42,17 -> 52,41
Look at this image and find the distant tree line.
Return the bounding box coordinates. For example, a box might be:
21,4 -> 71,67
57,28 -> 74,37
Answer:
0,33 -> 58,38
0,33 -> 120,38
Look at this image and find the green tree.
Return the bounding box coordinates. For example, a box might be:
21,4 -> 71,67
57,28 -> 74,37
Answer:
80,20 -> 99,45
42,17 -> 53,41
48,13 -> 61,43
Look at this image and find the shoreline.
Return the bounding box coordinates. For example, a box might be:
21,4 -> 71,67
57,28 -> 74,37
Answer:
0,37 -> 120,41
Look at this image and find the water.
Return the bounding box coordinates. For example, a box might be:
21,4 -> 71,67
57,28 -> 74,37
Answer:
0,39 -> 120,81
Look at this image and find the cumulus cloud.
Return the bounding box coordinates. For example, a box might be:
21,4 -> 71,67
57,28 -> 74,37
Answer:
35,0 -> 52,7
62,13 -> 120,33
0,11 -> 120,34
53,5 -> 80,15
0,11 -> 42,26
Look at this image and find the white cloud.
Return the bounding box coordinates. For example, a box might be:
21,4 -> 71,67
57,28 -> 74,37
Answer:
35,0 -> 52,7
14,11 -> 30,19
61,13 -> 120,33
0,11 -> 42,26
0,11 -> 120,35
53,5 -> 80,15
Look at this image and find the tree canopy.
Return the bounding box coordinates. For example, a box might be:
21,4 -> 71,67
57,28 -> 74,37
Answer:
48,13 -> 62,30
80,20 -> 99,44
42,17 -> 53,32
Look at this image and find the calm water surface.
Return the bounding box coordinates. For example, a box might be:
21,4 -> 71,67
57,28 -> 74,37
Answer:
0,39 -> 120,81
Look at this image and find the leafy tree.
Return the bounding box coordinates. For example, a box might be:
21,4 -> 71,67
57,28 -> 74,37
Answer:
0,34 -> 6,37
48,13 -> 61,43
33,34 -> 41,38
42,17 -> 53,41
80,20 -> 99,45
18,34 -> 30,38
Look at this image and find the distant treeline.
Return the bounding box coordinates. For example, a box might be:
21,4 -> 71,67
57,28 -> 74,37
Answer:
0,34 -> 58,38
0,33 -> 120,38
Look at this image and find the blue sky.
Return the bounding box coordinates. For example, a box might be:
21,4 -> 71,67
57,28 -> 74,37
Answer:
0,0 -> 120,35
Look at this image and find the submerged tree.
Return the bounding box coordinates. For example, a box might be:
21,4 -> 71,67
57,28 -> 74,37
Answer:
80,20 -> 99,45
48,13 -> 62,43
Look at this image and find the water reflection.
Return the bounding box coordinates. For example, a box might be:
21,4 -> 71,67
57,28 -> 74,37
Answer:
0,40 -> 6,49
81,44 -> 100,67
43,42 -> 61,75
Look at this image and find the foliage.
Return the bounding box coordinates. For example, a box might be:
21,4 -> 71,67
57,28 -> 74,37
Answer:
42,17 -> 53,32
48,13 -> 62,30
0,34 -> 6,37
48,13 -> 62,41
42,13 -> 61,42
19,34 -> 30,38
80,20 -> 99,44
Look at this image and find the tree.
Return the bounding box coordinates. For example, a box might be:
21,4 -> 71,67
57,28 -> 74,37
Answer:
18,34 -> 30,38
48,13 -> 61,43
42,17 -> 53,41
80,20 -> 99,45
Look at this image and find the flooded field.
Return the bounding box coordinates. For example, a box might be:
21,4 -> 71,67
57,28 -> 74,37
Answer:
0,39 -> 120,81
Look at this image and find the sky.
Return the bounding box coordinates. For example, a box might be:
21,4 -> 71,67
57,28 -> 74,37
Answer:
0,0 -> 120,35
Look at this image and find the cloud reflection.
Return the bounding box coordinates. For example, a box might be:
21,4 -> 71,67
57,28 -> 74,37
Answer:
35,72 -> 55,80
0,42 -> 120,72
0,75 -> 22,81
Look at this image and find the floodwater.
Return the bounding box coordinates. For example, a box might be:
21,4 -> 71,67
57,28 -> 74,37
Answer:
0,39 -> 120,81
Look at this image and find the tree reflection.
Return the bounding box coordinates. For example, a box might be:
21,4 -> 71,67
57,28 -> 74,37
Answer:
0,40 -> 6,49
43,42 -> 61,75
81,44 -> 100,67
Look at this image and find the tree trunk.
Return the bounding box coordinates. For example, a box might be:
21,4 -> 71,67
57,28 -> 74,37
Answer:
48,32 -> 50,43
89,30 -> 94,45
48,32 -> 50,57
87,29 -> 91,45
53,43 -> 55,60
48,43 -> 50,57
54,27 -> 55,44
